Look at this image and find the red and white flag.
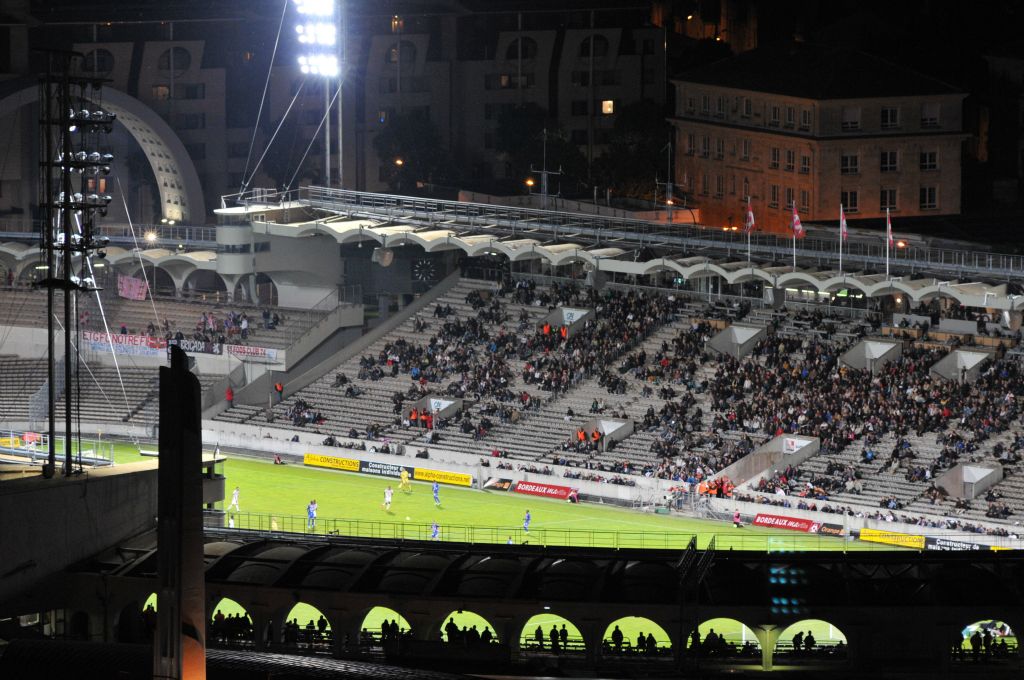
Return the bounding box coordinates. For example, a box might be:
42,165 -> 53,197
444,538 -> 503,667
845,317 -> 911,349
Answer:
791,203 -> 805,238
744,198 -> 755,234
886,208 -> 894,247
839,204 -> 848,242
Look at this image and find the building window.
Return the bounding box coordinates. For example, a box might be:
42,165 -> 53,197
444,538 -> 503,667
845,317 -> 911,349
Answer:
841,190 -> 859,213
881,106 -> 900,130
506,36 -> 538,60
386,41 -> 416,64
742,177 -> 749,199
701,174 -> 709,195
840,153 -> 859,175
176,112 -> 205,129
880,188 -> 897,211
700,136 -> 710,158
785,106 -> 795,128
571,100 -> 588,116
715,175 -> 724,197
730,174 -> 737,195
715,138 -> 725,160
800,155 -> 811,174
742,97 -> 752,117
716,96 -> 726,117
151,85 -> 170,100
686,133 -> 696,155
769,147 -> 780,169
921,102 -> 940,128
579,34 -> 609,59
920,150 -> 938,171
841,107 -> 861,131
82,48 -> 115,76
769,184 -> 779,208
685,97 -> 695,113
920,186 -> 938,209
785,187 -> 794,208
785,150 -> 795,172
800,109 -> 812,130
157,47 -> 191,75
800,189 -> 810,211
740,139 -> 751,161
880,150 -> 899,173
601,100 -> 615,115
701,95 -> 710,114
770,105 -> 780,126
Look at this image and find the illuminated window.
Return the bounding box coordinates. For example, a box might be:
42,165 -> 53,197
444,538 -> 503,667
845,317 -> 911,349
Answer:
601,100 -> 614,115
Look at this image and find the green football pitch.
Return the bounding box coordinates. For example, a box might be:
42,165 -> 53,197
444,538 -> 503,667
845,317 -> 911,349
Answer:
112,443 -> 892,552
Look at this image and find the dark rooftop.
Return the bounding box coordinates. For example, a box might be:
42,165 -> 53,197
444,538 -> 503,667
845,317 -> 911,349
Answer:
674,41 -> 963,100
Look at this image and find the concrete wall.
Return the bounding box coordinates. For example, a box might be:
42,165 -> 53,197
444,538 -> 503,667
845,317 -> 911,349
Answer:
0,461 -> 158,614
719,435 -> 819,488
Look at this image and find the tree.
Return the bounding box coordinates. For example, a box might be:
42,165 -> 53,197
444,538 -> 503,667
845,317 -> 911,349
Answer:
495,104 -> 586,193
372,112 -> 452,192
593,99 -> 672,202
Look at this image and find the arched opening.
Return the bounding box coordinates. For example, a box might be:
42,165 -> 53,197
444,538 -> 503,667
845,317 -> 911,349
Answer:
359,606 -> 411,647
440,610 -> 499,647
281,602 -> 332,651
694,618 -> 760,659
506,37 -> 538,61
520,613 -> 584,655
603,616 -> 672,656
955,620 -> 1016,661
579,35 -> 610,59
134,265 -> 176,298
157,46 -> 192,76
774,619 -> 847,660
233,273 -> 278,306
210,597 -> 253,647
183,269 -> 227,301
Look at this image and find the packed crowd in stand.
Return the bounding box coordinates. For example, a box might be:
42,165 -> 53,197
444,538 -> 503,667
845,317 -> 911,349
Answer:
208,275 -> 1024,536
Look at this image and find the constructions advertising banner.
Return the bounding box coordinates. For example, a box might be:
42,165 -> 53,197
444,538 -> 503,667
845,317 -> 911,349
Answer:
752,513 -> 820,533
303,453 -> 472,486
858,527 -> 926,550
513,480 -> 576,499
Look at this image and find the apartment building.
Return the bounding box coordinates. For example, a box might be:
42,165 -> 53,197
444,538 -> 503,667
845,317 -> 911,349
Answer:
671,41 -> 967,233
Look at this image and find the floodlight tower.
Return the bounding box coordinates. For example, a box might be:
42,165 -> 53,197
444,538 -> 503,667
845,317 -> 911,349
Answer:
294,0 -> 341,187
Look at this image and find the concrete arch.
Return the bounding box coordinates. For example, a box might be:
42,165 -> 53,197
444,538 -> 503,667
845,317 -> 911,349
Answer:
183,268 -> 228,296
279,602 -> 332,648
439,609 -> 500,643
359,606 -> 411,637
0,81 -> 205,222
955,618 -> 1019,658
696,617 -> 760,656
520,612 -> 585,653
602,616 -> 673,655
774,619 -> 847,658
209,596 -> 254,646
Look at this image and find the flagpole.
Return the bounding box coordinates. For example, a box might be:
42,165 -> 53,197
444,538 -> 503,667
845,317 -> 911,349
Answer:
885,207 -> 890,279
838,203 -> 843,274
792,231 -> 796,269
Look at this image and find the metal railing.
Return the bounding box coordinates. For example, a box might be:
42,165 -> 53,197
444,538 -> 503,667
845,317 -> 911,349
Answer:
208,511 -> 948,552
216,511 -> 696,550
280,186 -> 1024,280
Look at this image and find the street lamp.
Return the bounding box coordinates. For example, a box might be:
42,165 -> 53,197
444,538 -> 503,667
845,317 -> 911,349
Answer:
144,231 -> 158,244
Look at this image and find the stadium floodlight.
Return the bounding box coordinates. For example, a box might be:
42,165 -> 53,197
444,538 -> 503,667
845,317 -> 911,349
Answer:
295,0 -> 334,16
297,54 -> 339,77
296,22 -> 336,46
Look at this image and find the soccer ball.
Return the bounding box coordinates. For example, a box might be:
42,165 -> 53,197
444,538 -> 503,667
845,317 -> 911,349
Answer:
405,516 -> 411,521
